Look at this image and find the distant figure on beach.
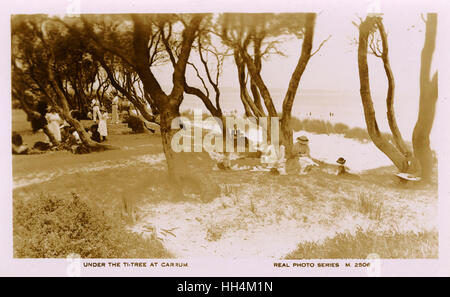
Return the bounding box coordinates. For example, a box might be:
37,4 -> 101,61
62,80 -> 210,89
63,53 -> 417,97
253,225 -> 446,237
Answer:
292,135 -> 318,174
45,107 -> 62,142
98,107 -> 108,142
112,94 -> 120,124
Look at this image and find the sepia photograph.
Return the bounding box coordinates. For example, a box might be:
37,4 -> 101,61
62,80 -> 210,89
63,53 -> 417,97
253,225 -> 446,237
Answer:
2,0 -> 450,278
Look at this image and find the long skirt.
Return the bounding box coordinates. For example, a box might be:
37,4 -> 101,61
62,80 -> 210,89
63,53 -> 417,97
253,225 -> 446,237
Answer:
98,120 -> 108,137
112,104 -> 119,123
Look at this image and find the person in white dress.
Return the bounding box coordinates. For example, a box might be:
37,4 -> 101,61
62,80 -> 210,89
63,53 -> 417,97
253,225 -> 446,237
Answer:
111,95 -> 120,124
91,98 -> 101,122
98,107 -> 108,142
45,108 -> 62,142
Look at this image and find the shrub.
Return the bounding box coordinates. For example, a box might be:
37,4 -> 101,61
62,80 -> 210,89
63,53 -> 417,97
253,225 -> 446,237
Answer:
344,127 -> 370,141
334,122 -> 350,134
13,193 -> 170,258
290,116 -> 304,132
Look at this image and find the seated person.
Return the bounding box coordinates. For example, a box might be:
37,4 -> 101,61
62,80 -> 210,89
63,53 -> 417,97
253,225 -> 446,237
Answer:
12,132 -> 28,155
336,157 -> 360,179
292,136 -> 318,174
336,157 -> 348,175
259,141 -> 275,167
90,124 -> 101,143
69,127 -> 82,144
275,144 -> 287,175
292,135 -> 310,157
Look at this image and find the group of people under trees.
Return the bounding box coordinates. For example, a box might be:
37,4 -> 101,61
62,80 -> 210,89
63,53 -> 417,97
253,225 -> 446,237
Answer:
12,105 -> 86,155
12,90 -> 156,156
12,93 -> 129,155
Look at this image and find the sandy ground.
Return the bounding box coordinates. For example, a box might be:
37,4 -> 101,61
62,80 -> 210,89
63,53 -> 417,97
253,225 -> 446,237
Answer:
130,173 -> 437,259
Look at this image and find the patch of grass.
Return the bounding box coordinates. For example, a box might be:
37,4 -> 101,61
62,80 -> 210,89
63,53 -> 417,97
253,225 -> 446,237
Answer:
285,227 -> 438,259
249,199 -> 257,216
205,224 -> 227,242
13,193 -> 171,258
357,192 -> 383,220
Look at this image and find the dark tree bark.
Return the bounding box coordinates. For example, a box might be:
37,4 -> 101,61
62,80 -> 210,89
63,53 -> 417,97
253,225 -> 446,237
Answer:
234,50 -> 265,118
280,13 -> 315,157
131,14 -> 203,177
239,48 -> 277,117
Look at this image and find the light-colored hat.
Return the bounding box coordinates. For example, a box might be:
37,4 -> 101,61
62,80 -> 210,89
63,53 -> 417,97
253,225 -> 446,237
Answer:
296,135 -> 309,144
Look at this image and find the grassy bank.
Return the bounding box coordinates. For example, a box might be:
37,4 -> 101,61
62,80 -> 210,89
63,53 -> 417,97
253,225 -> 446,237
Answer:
285,228 -> 438,259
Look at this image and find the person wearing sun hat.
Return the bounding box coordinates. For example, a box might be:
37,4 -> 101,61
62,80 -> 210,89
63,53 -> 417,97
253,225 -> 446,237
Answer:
292,135 -> 318,174
292,135 -> 311,159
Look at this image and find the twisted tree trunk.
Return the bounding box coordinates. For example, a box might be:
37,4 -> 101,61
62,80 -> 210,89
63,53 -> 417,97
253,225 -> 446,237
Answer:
281,13 -> 315,157
375,18 -> 409,156
412,13 -> 438,181
358,17 -> 406,170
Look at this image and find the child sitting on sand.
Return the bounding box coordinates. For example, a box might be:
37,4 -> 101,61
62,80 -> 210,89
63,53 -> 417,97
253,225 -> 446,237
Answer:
336,157 -> 360,179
